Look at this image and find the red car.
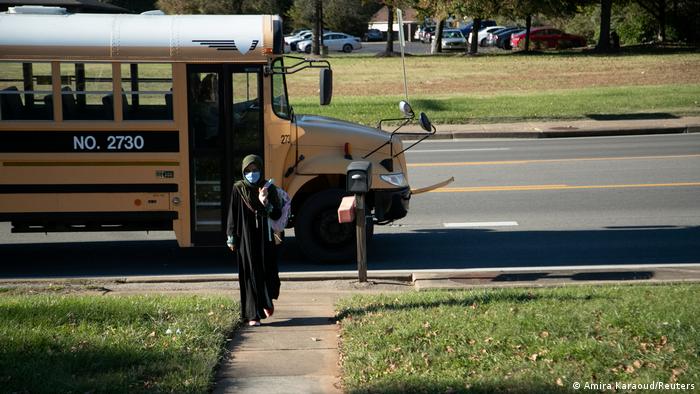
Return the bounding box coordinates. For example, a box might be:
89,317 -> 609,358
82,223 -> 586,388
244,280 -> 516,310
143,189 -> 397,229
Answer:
511,27 -> 587,50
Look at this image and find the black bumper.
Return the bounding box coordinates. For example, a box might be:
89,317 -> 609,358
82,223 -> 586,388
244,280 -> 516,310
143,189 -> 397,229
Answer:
372,187 -> 410,222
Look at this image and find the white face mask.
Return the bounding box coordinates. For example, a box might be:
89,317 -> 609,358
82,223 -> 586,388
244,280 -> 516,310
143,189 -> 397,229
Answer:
244,171 -> 260,184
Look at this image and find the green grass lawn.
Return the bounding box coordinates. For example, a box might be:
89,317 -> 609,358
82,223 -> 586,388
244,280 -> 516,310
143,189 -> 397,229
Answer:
291,84 -> 700,126
285,52 -> 700,125
0,292 -> 238,393
336,284 -> 700,393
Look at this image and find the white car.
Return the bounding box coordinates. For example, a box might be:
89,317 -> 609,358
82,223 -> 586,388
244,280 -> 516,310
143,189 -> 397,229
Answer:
286,31 -> 313,52
284,30 -> 310,45
469,25 -> 505,46
297,32 -> 362,53
438,29 -> 467,50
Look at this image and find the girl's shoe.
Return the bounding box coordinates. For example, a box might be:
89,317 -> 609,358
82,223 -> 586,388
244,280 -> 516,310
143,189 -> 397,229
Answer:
264,307 -> 274,318
248,320 -> 261,327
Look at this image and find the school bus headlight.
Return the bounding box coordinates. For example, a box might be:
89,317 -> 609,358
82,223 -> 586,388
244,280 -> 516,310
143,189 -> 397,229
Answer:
380,173 -> 408,187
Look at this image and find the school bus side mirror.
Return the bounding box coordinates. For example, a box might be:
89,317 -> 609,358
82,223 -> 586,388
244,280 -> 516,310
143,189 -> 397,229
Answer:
320,68 -> 333,106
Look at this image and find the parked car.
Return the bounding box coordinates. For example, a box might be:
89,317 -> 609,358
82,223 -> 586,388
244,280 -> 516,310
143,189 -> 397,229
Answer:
497,28 -> 525,49
297,32 -> 362,53
413,25 -> 424,41
284,30 -> 310,45
437,29 -> 467,50
459,19 -> 496,38
363,29 -> 383,42
484,27 -> 522,49
286,31 -> 312,52
469,25 -> 505,46
511,27 -> 587,50
484,27 -> 510,46
420,25 -> 435,43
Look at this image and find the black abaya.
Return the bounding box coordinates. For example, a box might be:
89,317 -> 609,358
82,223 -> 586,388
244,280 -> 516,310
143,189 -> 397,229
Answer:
226,182 -> 282,321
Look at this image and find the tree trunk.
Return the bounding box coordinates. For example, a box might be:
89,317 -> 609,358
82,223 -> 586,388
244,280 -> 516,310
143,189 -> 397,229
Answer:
597,0 -> 612,52
312,0 -> 321,55
232,0 -> 243,14
524,14 -> 532,52
468,18 -> 481,55
431,19 -> 445,54
658,0 -> 666,42
385,5 -> 395,54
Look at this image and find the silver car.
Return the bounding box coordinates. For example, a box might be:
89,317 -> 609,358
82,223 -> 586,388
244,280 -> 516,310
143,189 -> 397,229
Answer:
438,29 -> 467,50
297,32 -> 362,53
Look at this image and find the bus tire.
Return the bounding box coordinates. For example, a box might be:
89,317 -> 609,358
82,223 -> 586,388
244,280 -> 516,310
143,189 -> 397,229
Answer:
294,188 -> 371,264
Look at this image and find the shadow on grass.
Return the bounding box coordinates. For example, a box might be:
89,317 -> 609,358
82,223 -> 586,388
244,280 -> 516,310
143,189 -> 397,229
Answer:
0,346 -> 174,393
411,98 -> 450,111
586,112 -> 680,120
336,289 -> 603,320
490,271 -> 654,282
510,43 -> 698,58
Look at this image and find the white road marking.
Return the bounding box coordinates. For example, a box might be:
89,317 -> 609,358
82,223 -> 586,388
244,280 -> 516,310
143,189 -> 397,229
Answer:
444,221 -> 519,228
407,148 -> 511,153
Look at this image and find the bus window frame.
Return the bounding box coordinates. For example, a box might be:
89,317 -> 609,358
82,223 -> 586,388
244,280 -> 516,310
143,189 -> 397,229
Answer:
59,61 -> 115,121
0,61 -> 54,121
120,63 -> 174,121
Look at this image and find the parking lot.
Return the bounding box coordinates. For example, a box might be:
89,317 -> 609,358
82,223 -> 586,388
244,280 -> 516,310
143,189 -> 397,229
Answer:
319,40 -> 508,56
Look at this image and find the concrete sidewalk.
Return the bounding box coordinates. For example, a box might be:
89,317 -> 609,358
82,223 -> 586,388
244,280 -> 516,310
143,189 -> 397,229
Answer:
213,291 -> 345,394
398,115 -> 700,139
204,265 -> 700,394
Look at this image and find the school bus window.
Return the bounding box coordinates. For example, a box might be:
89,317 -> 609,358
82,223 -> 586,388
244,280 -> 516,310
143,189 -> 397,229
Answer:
189,72 -> 220,149
60,62 -> 113,121
271,58 -> 290,119
120,63 -> 173,121
232,70 -> 262,152
0,62 -> 53,121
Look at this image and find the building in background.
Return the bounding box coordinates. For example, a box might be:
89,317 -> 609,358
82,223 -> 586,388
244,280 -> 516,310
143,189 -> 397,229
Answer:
368,6 -> 420,41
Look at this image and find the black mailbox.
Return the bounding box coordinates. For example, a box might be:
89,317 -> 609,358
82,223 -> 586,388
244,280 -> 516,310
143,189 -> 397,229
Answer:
347,161 -> 372,193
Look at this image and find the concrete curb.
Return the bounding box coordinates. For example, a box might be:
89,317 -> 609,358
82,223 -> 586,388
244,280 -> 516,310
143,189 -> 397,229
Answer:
396,119 -> 700,140
397,126 -> 698,141
3,264 -> 699,289
0,271 -> 414,285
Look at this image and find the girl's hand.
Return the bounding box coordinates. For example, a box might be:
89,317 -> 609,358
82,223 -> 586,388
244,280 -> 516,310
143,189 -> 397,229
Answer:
258,187 -> 269,206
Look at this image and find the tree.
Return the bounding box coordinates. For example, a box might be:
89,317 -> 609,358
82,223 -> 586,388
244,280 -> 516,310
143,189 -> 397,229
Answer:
385,4 -> 395,53
453,0 -> 500,55
415,0 -> 452,54
157,0 -> 293,14
597,0 -> 613,50
432,19 -> 446,53
103,0 -> 157,13
288,0 -> 380,38
635,0 -> 669,42
372,0 -> 416,55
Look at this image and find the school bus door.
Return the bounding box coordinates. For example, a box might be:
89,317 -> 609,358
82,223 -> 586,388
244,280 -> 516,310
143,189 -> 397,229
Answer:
187,64 -> 264,245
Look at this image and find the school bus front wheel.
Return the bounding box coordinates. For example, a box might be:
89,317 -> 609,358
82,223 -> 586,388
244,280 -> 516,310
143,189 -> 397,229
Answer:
294,188 -> 374,264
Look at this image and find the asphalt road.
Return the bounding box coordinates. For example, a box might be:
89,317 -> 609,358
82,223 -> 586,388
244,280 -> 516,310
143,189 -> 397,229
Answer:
1,133 -> 699,278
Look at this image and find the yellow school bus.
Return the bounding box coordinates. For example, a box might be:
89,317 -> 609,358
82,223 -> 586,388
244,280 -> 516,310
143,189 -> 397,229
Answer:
0,9 -> 437,262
